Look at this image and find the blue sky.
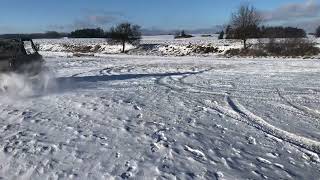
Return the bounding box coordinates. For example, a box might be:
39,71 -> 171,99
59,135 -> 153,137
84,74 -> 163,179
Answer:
0,0 -> 319,33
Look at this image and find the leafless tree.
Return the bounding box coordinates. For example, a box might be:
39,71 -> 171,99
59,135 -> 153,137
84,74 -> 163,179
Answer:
108,23 -> 141,53
230,4 -> 262,49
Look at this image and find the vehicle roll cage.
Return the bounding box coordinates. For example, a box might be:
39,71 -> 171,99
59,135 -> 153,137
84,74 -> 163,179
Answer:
4,38 -> 39,55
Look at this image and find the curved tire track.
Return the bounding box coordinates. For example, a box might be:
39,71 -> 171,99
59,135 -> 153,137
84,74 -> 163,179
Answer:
158,74 -> 320,103
202,97 -> 320,154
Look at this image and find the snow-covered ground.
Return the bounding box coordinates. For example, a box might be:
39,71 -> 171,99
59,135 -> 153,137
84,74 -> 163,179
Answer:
0,52 -> 320,179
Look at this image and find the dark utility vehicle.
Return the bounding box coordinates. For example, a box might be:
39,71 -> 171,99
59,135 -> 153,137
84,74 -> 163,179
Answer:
0,38 -> 44,76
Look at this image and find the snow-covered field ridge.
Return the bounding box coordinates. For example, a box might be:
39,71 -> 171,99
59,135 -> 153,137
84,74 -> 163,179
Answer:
35,35 -> 320,57
0,35 -> 320,179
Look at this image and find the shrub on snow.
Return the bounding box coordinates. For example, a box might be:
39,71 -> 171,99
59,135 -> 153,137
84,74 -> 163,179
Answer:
316,26 -> 320,38
225,38 -> 320,57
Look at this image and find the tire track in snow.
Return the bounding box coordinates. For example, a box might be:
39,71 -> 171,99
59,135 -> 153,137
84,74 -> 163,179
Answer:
253,101 -> 320,128
158,76 -> 227,96
277,89 -> 320,122
99,66 -> 135,76
180,76 -> 317,96
202,97 -> 320,154
158,75 -> 320,103
71,68 -> 103,77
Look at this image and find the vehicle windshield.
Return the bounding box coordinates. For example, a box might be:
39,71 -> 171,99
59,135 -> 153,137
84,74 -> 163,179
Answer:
23,41 -> 36,55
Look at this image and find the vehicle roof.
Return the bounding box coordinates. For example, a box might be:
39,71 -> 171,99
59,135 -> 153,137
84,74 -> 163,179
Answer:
0,38 -> 21,44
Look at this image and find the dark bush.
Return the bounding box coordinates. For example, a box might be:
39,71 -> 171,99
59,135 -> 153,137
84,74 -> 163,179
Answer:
264,38 -> 279,54
225,49 -> 241,56
265,38 -> 319,57
225,38 -> 320,57
193,45 -> 219,54
174,30 -> 193,39
218,31 -> 224,39
244,49 -> 268,57
201,34 -> 212,37
316,26 -> 320,38
225,48 -> 267,57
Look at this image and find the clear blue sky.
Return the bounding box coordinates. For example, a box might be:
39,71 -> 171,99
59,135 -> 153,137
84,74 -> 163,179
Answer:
0,0 -> 317,33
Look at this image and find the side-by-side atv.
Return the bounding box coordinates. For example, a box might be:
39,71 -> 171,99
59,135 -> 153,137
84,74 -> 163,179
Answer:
0,38 -> 44,76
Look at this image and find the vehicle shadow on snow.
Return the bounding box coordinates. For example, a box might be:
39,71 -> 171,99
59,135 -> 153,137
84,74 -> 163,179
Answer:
55,71 -> 197,92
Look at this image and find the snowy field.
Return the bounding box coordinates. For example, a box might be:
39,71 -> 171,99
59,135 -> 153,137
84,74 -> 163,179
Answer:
35,35 -> 320,57
36,35 -> 234,57
0,36 -> 320,179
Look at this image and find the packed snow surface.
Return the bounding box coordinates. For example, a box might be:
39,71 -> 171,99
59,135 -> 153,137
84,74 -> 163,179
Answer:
0,45 -> 320,179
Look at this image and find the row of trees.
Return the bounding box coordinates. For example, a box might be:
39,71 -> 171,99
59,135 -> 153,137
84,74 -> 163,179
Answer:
226,26 -> 307,39
69,28 -> 105,38
0,31 -> 67,39
225,4 -> 319,49
259,26 -> 306,38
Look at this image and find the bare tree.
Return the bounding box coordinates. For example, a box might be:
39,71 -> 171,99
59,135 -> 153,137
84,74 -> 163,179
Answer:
108,23 -> 141,53
229,4 -> 262,49
316,26 -> 320,38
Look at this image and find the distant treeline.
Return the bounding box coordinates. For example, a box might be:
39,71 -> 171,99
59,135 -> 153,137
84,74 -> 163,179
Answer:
226,26 -> 307,39
0,26 -> 311,40
260,26 -> 306,38
69,28 -> 107,38
0,31 -> 68,39
0,28 -> 110,39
